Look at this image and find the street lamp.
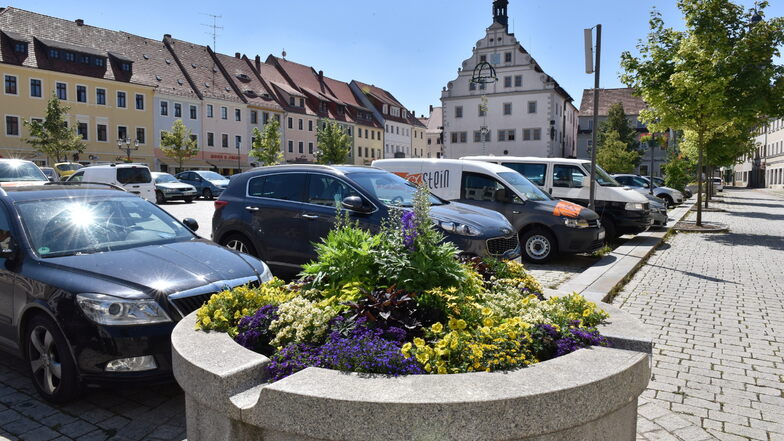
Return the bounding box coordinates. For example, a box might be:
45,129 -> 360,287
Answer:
117,138 -> 139,163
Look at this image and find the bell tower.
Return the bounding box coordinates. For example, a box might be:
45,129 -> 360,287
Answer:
493,0 -> 509,27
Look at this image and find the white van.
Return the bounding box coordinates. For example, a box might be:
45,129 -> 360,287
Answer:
373,159 -> 606,262
461,156 -> 653,240
67,164 -> 155,203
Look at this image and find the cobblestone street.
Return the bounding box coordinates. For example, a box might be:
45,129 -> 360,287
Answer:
615,189 -> 784,441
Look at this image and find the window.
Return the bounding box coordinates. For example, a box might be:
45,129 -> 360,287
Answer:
298,141 -> 304,153
56,82 -> 67,100
79,54 -> 90,64
4,75 -> 17,95
190,134 -> 197,145
455,106 -> 463,118
235,108 -> 241,121
117,126 -> 128,141
528,101 -> 537,114
160,101 -> 168,116
503,103 -> 512,115
30,79 -> 42,98
288,140 -> 293,152
532,128 -> 541,140
207,132 -> 214,147
450,132 -> 467,143
502,162 -> 547,186
262,112 -> 269,124
308,120 -> 313,131
504,76 -> 512,88
469,82 -> 476,91
135,94 -> 144,110
174,103 -> 182,118
288,117 -> 293,129
207,104 -> 214,118
222,134 -> 229,148
523,129 -> 531,141
306,175 -> 361,206
505,52 -> 512,63
95,58 -> 104,67
235,135 -> 242,149
14,42 -> 27,54
96,88 -> 106,105
77,85 -> 87,103
357,146 -> 362,157
5,116 -> 19,136
461,172 -> 514,203
221,107 -> 228,120
299,119 -> 303,130
309,142 -> 314,154
190,105 -> 197,120
289,96 -> 296,106
480,55 -> 487,62
552,165 -> 586,188
639,165 -> 649,176
117,91 -> 126,108
474,130 -> 491,143
251,110 -> 257,124
97,124 -> 107,142
136,127 -> 146,144
247,173 -> 306,201
498,129 -> 515,141
299,98 -> 305,107
77,122 -> 88,140
121,63 -> 131,72
65,52 -> 75,62
49,49 -> 60,59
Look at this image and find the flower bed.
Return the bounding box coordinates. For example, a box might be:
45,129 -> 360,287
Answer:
195,187 -> 611,381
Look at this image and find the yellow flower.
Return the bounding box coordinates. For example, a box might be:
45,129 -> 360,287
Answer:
413,337 -> 426,349
483,318 -> 494,327
401,342 -> 412,356
481,307 -> 493,316
455,319 -> 467,331
431,322 -> 444,334
450,339 -> 459,350
424,363 -> 432,373
202,316 -> 211,326
416,351 -> 430,365
437,365 -> 447,374
583,309 -> 592,317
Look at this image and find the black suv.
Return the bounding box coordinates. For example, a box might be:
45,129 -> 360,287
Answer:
212,165 -> 520,276
0,184 -> 271,402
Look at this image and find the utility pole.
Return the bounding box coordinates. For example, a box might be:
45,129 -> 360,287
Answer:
650,132 -> 655,195
585,25 -> 601,210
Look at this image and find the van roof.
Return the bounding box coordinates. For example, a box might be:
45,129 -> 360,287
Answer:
373,158 -> 514,175
461,156 -> 591,165
84,164 -> 150,169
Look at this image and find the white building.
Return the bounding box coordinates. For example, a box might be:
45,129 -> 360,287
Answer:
736,119 -> 784,189
440,0 -> 578,159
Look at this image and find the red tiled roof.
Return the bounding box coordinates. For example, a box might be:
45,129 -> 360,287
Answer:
352,80 -> 410,124
114,33 -> 198,99
579,88 -> 646,116
322,77 -> 381,129
165,37 -> 243,103
213,52 -> 283,111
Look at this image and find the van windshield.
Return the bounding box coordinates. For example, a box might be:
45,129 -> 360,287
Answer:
347,171 -> 443,207
498,172 -> 551,201
583,163 -> 621,187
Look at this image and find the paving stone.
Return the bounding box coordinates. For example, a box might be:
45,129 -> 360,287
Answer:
16,426 -> 60,441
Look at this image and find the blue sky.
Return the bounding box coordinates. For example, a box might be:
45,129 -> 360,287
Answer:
10,0 -> 782,116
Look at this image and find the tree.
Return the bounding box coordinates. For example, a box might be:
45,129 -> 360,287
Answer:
621,0 -> 784,225
249,118 -> 283,166
597,130 -> 641,173
161,120 -> 199,172
24,93 -> 85,164
315,121 -> 351,165
597,103 -> 641,165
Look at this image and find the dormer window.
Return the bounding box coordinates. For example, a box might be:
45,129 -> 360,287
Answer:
299,98 -> 304,107
289,96 -> 296,106
49,49 -> 59,59
95,58 -> 104,67
65,52 -> 75,62
13,42 -> 27,54
337,106 -> 345,116
319,101 -> 328,113
236,73 -> 251,82
79,54 -> 90,64
121,63 -> 131,72
383,104 -> 388,114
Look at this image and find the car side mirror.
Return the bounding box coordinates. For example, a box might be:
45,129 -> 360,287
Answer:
341,196 -> 370,213
182,218 -> 199,232
0,238 -> 17,260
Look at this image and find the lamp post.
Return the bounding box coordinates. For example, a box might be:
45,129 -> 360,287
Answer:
117,138 -> 139,163
585,24 -> 602,210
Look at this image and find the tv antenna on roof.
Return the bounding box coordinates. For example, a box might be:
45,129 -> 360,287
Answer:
200,13 -> 223,52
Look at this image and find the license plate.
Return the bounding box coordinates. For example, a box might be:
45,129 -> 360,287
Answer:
598,231 -> 605,240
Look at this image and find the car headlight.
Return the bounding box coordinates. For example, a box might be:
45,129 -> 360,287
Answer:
161,187 -> 176,193
435,220 -> 481,236
625,202 -> 645,211
563,218 -> 590,228
76,293 -> 171,325
260,262 -> 273,283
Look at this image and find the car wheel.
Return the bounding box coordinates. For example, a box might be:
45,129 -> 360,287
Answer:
184,197 -> 194,204
203,188 -> 213,200
155,190 -> 165,205
221,234 -> 258,257
659,194 -> 674,208
25,314 -> 81,403
520,228 -> 558,263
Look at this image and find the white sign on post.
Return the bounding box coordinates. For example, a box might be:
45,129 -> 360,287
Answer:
584,28 -> 594,74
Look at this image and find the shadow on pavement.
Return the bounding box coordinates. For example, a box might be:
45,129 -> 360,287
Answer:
644,263 -> 740,285
701,231 -> 784,252
726,211 -> 784,222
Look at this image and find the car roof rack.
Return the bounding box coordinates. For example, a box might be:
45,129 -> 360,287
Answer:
43,181 -> 127,192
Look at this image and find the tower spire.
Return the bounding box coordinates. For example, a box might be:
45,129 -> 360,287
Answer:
493,0 -> 509,27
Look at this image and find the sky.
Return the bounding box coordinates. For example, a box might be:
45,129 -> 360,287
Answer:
9,0 -> 783,117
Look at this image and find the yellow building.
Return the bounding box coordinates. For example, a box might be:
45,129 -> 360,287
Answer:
0,8 -> 156,166
410,113 -> 428,158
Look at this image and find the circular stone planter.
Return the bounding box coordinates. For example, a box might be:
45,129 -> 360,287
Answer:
172,305 -> 651,441
674,221 -> 729,233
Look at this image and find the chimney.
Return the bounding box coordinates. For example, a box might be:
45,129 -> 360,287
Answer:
318,70 -> 324,83
429,104 -> 433,114
75,19 -> 84,26
255,55 -> 261,71
164,34 -> 172,40
235,52 -> 241,59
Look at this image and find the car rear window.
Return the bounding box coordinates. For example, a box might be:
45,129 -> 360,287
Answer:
117,167 -> 152,184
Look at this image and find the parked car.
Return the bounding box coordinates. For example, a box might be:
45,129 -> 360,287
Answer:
175,170 -> 230,200
67,164 -> 155,203
53,162 -> 83,180
462,156 -> 652,240
373,159 -> 605,263
0,159 -> 49,184
642,193 -> 668,227
611,174 -> 684,207
212,165 -> 520,277
0,183 -> 272,402
40,167 -> 58,182
652,177 -> 692,199
151,172 -> 197,204
712,177 -> 724,193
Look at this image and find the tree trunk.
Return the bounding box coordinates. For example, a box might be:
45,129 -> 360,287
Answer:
704,164 -> 711,209
696,135 -> 704,227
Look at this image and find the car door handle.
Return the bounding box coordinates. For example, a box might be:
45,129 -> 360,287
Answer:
302,214 -> 319,220
512,210 -> 521,214
245,206 -> 260,212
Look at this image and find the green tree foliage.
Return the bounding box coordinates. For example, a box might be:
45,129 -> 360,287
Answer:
24,93 -> 85,163
161,120 -> 199,172
315,121 -> 351,165
597,103 -> 641,165
597,130 -> 641,173
250,118 -> 283,166
621,0 -> 784,225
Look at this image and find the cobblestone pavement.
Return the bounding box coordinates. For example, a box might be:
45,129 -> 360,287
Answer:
615,189 -> 784,441
526,254 -> 599,289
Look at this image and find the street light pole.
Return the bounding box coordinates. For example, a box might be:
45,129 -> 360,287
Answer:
585,24 -> 602,210
117,138 -> 139,163
650,133 -> 655,196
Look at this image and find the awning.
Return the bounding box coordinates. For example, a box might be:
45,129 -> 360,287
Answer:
35,37 -> 106,58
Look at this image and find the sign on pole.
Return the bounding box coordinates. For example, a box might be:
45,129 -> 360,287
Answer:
584,28 -> 594,74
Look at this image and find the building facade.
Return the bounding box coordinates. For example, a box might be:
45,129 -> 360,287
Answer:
440,1 -> 578,160
322,76 -> 383,165
735,119 -> 784,189
421,106 -> 444,158
351,80 -> 413,158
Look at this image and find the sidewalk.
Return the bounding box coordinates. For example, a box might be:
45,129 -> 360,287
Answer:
615,189 -> 784,441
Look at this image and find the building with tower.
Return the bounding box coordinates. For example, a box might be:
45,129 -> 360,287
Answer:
440,0 -> 578,159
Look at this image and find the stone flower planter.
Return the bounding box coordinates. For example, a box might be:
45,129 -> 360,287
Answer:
172,302 -> 651,441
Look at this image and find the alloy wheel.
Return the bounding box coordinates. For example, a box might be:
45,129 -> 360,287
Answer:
28,325 -> 62,396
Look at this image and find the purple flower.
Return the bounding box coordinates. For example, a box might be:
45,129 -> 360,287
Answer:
234,305 -> 279,354
553,328 -> 610,357
401,210 -> 417,250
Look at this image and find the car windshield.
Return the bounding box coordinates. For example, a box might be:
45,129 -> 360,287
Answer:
154,174 -> 178,184
0,161 -> 48,182
198,171 -> 225,181
584,163 -> 621,187
42,169 -> 55,177
498,172 -> 551,201
16,196 -> 195,258
55,163 -> 82,172
652,177 -> 665,186
347,171 -> 443,207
